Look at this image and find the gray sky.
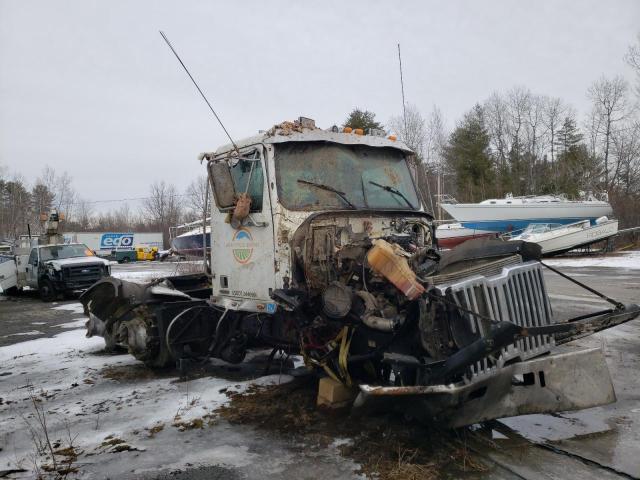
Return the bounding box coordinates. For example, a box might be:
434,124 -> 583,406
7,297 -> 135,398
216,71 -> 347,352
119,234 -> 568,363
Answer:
1,0 -> 638,211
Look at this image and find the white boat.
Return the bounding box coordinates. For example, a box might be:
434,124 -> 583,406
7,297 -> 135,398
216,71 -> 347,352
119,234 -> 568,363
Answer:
435,223 -> 495,249
509,217 -> 619,255
440,193 -> 612,233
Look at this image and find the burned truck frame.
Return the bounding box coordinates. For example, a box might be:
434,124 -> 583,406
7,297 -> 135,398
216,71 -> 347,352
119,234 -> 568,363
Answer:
81,118 -> 640,427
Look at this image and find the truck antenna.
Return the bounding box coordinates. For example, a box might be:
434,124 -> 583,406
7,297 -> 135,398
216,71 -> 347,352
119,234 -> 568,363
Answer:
397,43 -> 408,135
159,31 -> 239,153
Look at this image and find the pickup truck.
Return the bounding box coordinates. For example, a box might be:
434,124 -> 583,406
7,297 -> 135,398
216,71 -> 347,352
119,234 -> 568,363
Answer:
0,243 -> 111,301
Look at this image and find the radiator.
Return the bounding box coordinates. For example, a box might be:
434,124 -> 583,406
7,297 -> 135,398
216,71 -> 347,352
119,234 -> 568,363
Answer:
436,261 -> 555,380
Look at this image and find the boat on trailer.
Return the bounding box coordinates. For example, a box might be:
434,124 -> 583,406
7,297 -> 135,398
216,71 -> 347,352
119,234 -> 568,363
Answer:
509,217 -> 619,255
439,193 -> 612,233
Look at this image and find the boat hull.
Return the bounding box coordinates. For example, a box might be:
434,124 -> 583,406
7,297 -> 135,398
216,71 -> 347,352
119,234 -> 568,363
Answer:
441,203 -> 613,233
436,223 -> 496,249
536,220 -> 619,255
171,232 -> 211,258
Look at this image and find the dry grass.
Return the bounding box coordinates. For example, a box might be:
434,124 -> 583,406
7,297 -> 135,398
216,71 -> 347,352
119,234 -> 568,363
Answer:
215,377 -> 488,480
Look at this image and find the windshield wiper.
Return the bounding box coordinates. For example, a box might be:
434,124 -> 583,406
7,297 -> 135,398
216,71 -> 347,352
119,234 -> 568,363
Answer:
297,179 -> 356,209
368,181 -> 416,209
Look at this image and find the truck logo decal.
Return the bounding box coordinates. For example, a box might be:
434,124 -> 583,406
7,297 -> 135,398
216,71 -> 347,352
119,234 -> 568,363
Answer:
100,233 -> 134,250
231,229 -> 254,264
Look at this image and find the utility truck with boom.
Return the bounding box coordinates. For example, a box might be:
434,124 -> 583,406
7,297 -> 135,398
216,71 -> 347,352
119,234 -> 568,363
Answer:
80,119 -> 640,427
0,210 -> 111,301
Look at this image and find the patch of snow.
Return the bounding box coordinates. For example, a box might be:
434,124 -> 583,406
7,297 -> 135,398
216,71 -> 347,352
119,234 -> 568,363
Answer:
544,251 -> 640,270
55,319 -> 86,329
6,330 -> 44,337
3,330 -> 43,337
0,325 -> 308,479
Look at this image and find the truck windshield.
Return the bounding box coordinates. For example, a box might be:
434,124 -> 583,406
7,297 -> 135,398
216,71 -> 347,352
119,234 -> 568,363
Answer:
274,143 -> 420,211
40,244 -> 94,261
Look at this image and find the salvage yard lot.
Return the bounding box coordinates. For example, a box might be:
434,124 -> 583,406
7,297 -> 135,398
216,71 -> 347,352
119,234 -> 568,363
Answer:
1,257 -> 639,479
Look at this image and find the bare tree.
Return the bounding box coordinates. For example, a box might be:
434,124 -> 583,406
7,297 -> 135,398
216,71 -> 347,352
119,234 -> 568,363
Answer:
611,120 -> 640,194
75,199 -> 94,230
142,181 -> 182,247
484,92 -> 510,172
388,104 -> 427,159
625,32 -> 640,100
185,175 -> 209,222
543,96 -> 568,186
38,166 -> 76,221
587,75 -> 629,190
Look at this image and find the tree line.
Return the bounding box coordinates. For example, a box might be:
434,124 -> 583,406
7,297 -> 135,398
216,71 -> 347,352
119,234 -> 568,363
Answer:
0,165 -> 208,248
346,34 -> 640,228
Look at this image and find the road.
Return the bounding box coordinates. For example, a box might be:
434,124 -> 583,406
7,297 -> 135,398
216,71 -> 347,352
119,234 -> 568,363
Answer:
0,259 -> 638,479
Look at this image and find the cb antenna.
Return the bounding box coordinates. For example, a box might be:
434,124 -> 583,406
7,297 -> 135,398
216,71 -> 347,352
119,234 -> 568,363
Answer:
397,43 -> 408,135
159,31 -> 239,153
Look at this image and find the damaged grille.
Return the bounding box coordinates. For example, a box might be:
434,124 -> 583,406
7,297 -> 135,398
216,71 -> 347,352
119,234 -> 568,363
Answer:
437,261 -> 555,380
62,264 -> 104,286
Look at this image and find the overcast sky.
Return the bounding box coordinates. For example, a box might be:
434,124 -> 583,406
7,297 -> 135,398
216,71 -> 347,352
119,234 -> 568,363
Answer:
1,0 -> 638,211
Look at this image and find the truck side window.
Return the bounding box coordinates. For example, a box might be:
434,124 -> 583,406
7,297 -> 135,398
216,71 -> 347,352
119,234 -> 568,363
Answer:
28,249 -> 38,265
229,157 -> 264,211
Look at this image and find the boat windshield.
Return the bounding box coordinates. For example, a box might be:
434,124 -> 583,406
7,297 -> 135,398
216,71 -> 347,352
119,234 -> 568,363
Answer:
274,142 -> 420,211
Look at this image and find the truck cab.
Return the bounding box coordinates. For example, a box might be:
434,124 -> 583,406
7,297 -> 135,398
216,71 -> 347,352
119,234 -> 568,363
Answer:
204,119 -> 429,313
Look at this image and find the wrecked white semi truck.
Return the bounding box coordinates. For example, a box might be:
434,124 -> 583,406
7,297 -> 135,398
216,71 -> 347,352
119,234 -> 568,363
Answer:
81,119 -> 640,427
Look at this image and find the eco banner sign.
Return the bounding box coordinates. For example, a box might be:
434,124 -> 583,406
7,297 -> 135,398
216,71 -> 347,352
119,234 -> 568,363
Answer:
100,233 -> 134,250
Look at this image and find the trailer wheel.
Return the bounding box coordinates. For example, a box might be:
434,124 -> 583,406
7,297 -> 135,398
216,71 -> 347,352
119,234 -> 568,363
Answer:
39,279 -> 57,302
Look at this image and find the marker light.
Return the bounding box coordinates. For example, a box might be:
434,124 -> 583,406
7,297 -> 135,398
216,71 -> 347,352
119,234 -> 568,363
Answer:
343,127 -> 353,133
388,135 -> 397,141
354,128 -> 364,135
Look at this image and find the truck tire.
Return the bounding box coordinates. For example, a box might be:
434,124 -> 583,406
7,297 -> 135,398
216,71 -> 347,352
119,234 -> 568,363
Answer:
39,279 -> 57,302
4,286 -> 20,296
121,257 -> 130,263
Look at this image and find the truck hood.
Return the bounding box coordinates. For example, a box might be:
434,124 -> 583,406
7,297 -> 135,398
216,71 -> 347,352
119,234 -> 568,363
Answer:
45,256 -> 110,270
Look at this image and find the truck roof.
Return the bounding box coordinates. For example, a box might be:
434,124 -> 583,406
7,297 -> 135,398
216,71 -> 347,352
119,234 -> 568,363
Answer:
208,120 -> 413,157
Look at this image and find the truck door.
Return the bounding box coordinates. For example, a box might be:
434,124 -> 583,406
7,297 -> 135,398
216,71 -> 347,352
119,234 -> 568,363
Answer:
0,255 -> 17,292
25,248 -> 39,287
210,146 -> 276,308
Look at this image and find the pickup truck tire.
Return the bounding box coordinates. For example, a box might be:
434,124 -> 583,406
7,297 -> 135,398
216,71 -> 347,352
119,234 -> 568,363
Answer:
39,279 -> 57,302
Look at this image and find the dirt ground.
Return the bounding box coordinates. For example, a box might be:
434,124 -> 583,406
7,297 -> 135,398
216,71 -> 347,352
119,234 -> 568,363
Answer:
1,260 -> 639,479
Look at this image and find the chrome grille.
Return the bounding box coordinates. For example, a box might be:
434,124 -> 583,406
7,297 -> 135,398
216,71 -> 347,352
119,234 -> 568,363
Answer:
436,261 -> 555,380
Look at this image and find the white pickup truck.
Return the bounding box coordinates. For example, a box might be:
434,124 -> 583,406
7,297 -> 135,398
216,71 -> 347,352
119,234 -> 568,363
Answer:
0,243 -> 111,301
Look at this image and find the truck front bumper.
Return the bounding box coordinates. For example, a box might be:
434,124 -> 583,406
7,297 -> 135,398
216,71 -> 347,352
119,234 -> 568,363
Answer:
355,347 -> 614,428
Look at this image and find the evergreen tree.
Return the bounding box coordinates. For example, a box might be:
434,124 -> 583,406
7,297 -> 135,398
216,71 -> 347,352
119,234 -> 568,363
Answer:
443,104 -> 494,201
343,108 -> 384,132
554,116 -> 583,157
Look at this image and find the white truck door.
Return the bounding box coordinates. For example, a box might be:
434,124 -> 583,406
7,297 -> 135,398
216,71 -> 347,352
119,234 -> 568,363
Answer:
0,255 -> 18,292
210,147 -> 276,308
25,248 -> 39,287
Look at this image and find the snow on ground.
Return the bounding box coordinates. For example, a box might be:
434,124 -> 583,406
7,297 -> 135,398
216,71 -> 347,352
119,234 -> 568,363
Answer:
543,250 -> 640,270
0,319 -> 295,478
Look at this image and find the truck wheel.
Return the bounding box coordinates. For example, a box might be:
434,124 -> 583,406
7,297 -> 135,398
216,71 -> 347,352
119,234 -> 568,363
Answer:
121,257 -> 130,263
39,279 -> 57,302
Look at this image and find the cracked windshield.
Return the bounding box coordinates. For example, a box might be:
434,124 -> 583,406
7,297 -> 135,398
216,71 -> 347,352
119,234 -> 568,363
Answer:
274,142 -> 419,210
